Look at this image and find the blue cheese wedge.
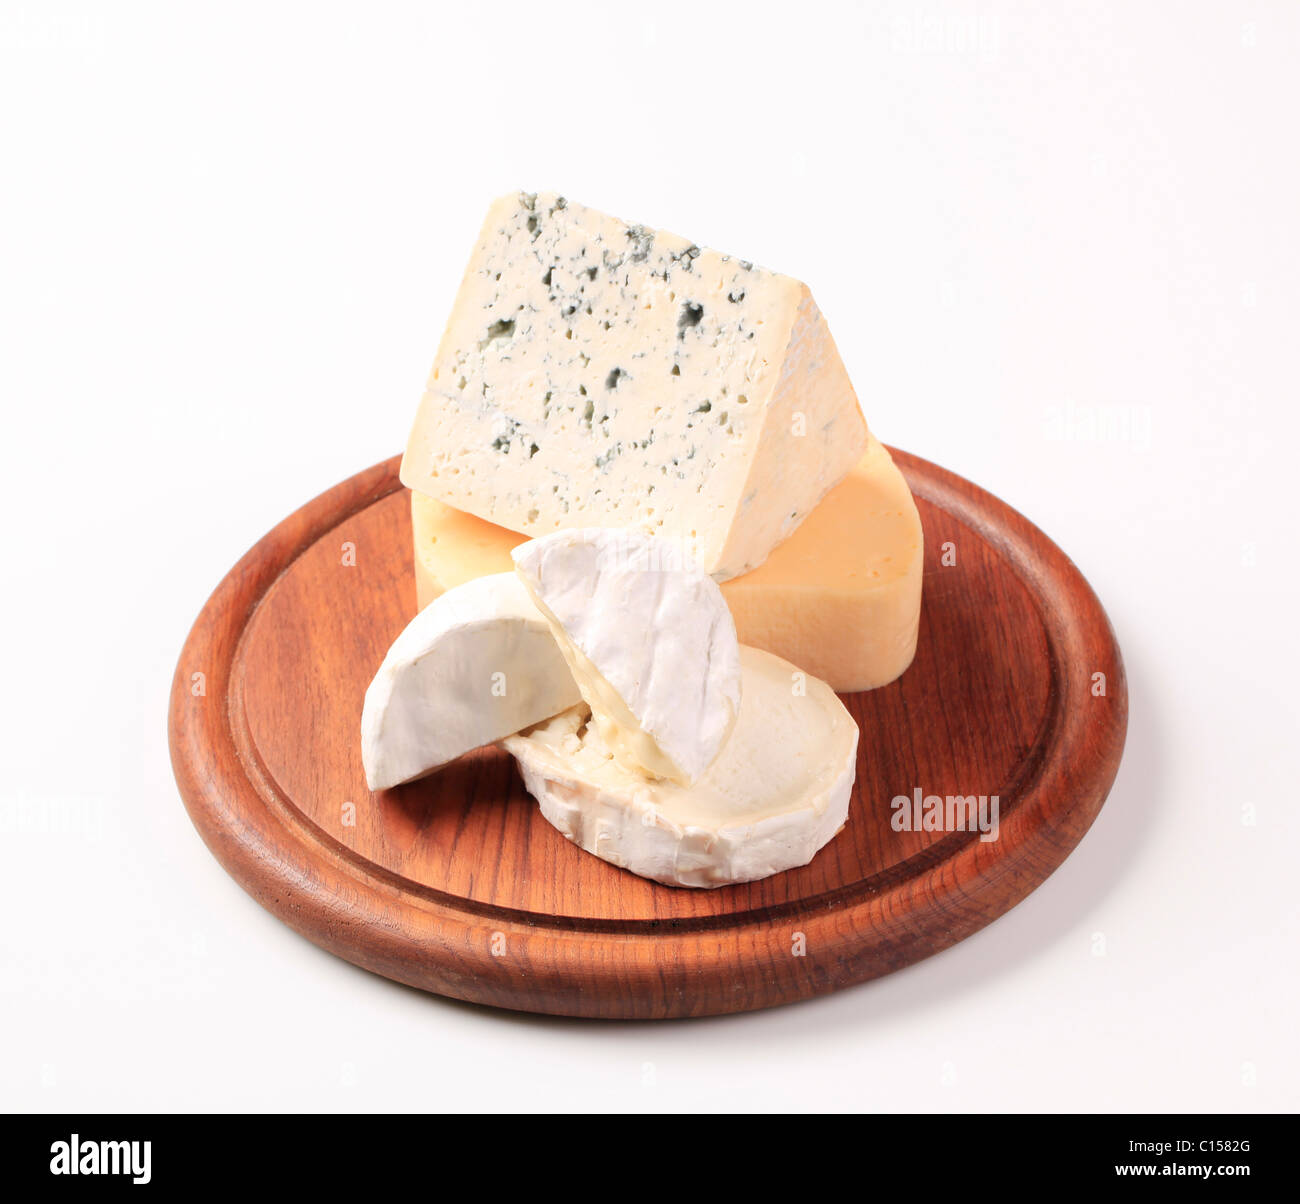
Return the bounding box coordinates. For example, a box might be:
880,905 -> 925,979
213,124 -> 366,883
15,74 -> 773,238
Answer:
400,191 -> 870,581
360,573 -> 579,790
503,647 -> 858,888
512,528 -> 741,786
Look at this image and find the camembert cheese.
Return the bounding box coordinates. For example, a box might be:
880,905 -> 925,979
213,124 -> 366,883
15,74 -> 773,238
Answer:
361,572 -> 579,790
513,528 -> 741,785
503,646 -> 858,888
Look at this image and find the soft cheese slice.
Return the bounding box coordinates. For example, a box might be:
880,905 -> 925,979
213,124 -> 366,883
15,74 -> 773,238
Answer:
361,572 -> 579,790
400,190 -> 870,581
412,436 -> 923,692
503,647 -> 858,888
512,529 -> 741,785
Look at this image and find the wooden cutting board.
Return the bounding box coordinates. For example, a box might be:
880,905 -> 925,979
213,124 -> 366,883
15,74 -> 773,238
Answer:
169,449 -> 1126,1019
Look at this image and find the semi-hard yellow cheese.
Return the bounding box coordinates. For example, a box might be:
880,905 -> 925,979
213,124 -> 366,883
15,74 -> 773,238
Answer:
412,438 -> 922,692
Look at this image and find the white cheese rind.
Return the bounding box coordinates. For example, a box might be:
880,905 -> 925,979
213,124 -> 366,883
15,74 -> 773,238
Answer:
503,647 -> 857,888
360,572 -> 579,790
512,528 -> 741,785
400,190 -> 869,581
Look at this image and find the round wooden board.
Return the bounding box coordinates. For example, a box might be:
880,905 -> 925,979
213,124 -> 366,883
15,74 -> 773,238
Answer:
169,449 -> 1126,1020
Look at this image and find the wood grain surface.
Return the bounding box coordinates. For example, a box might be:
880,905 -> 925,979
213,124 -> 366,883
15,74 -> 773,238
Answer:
168,449 -> 1127,1019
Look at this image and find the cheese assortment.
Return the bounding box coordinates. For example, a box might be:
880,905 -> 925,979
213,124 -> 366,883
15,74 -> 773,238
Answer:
400,191 -> 869,581
411,435 -> 923,692
361,190 -> 927,886
363,547 -> 855,885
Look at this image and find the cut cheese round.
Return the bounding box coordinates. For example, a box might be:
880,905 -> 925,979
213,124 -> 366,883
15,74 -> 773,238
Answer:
503,646 -> 858,888
361,572 -> 579,790
413,437 -> 923,692
512,528 -> 741,785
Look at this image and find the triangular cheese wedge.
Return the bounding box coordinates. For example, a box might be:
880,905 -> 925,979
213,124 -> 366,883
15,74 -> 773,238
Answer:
400,191 -> 869,581
360,573 -> 579,790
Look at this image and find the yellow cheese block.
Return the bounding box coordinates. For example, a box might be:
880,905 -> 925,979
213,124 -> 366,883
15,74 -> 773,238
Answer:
412,438 -> 923,692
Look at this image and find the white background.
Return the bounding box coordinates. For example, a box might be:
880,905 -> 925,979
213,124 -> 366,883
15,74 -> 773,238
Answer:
2,1 -> 1296,1113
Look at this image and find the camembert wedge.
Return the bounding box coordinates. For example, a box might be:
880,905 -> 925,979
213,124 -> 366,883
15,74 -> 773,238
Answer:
512,528 -> 741,785
361,572 -> 579,790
